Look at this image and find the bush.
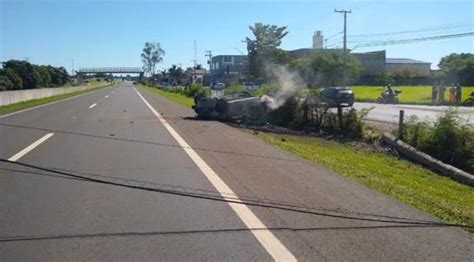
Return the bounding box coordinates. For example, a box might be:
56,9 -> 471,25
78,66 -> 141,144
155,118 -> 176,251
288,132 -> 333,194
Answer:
250,83 -> 274,96
183,83 -> 209,97
265,90 -> 372,140
340,108 -> 371,139
402,111 -> 474,173
224,83 -> 245,96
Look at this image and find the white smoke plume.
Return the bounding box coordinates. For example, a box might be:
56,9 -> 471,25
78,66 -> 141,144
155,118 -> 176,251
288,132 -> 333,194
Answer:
260,64 -> 306,110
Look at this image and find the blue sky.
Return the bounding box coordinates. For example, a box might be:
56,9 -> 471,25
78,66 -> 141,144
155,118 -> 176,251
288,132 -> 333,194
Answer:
1,0 -> 473,72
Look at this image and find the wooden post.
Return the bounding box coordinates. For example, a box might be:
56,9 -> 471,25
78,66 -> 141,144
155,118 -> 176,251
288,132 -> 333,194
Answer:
398,110 -> 404,139
337,106 -> 343,129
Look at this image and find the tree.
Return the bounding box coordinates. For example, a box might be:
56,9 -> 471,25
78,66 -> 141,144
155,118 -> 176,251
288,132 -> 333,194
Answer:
168,65 -> 185,83
194,64 -> 203,70
246,23 -> 289,79
141,42 -> 165,76
0,75 -> 13,91
0,68 -> 23,90
47,66 -> 69,86
438,53 -> 474,85
34,65 -> 52,87
3,60 -> 39,89
291,52 -> 362,87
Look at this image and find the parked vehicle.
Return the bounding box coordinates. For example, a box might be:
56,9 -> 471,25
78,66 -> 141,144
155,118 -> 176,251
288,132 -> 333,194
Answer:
377,89 -> 401,104
212,82 -> 226,90
320,86 -> 355,107
243,82 -> 258,90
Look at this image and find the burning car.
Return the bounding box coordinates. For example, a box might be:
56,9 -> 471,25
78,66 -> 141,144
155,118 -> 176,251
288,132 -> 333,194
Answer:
193,92 -> 269,124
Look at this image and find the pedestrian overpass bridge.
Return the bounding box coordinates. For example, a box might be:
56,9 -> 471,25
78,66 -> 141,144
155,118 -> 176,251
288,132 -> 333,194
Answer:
77,67 -> 143,75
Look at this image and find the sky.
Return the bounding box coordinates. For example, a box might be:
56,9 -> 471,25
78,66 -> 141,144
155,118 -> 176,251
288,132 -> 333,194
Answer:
1,0 -> 473,73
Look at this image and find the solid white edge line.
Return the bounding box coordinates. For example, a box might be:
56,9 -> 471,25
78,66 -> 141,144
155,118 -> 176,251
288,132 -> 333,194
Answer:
133,87 -> 296,261
0,85 -> 113,119
88,103 -> 97,109
8,133 -> 55,162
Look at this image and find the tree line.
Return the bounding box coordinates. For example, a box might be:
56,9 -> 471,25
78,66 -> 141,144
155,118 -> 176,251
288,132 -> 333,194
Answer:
0,60 -> 70,91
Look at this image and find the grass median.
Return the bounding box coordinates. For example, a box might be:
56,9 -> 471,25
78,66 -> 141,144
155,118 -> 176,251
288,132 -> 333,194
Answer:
352,85 -> 474,105
137,84 -> 194,108
257,132 -> 474,231
0,83 -> 112,115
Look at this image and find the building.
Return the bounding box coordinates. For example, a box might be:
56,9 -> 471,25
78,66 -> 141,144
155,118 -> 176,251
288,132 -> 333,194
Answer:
313,31 -> 324,49
385,58 -> 431,76
186,69 -> 209,84
288,48 -> 430,76
210,55 -> 248,82
352,51 -> 386,74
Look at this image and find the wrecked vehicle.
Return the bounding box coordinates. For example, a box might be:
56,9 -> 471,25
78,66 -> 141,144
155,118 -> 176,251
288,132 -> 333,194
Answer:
193,92 -> 269,124
320,86 -> 355,107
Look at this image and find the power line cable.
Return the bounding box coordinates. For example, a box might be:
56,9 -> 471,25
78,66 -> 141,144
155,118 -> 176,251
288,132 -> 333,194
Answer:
354,32 -> 474,48
3,165 -> 441,223
1,158 -> 472,229
349,24 -> 472,38
1,166 -> 434,223
325,31 -> 343,40
0,223 -> 455,243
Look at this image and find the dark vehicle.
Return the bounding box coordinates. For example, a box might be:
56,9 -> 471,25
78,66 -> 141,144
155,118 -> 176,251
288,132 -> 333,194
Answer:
320,86 -> 355,107
212,82 -> 225,90
243,81 -> 258,90
193,92 -> 267,123
377,89 -> 402,104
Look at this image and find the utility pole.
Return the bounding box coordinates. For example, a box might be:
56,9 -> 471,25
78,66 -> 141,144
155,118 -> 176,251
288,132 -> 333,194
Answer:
192,40 -> 197,84
205,50 -> 213,86
334,9 -> 351,84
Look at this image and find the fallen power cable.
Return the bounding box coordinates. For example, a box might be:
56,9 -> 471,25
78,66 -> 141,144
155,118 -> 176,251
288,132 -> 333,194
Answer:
1,158 -> 472,230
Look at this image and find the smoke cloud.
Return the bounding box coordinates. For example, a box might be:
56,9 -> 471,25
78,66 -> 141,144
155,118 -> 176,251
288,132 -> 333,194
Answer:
260,64 -> 306,110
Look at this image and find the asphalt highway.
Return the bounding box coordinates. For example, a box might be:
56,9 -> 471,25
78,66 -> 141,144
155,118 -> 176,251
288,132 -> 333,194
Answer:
353,102 -> 474,124
1,81 -> 473,261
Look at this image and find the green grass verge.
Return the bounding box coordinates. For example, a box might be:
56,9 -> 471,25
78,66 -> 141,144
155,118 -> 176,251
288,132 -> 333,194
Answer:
138,84 -> 195,108
257,132 -> 474,231
352,85 -> 474,105
0,84 -> 112,115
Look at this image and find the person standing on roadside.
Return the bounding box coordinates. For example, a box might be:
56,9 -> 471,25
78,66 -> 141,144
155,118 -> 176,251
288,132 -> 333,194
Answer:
431,84 -> 438,105
438,83 -> 446,105
449,83 -> 456,104
455,83 -> 462,104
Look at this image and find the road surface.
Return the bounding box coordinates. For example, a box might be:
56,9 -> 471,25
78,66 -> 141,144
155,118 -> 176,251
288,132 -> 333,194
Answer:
1,81 -> 473,261
354,102 -> 474,124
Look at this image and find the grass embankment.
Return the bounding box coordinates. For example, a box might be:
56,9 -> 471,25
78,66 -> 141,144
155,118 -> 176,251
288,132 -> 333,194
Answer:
137,84 -> 195,108
257,132 -> 474,231
352,85 -> 474,105
0,83 -> 112,115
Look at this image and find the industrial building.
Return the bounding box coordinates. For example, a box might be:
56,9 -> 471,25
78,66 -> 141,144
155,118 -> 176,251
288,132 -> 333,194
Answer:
385,58 -> 431,75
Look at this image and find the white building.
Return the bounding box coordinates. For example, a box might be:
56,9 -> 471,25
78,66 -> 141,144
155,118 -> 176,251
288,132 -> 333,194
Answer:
313,31 -> 324,49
